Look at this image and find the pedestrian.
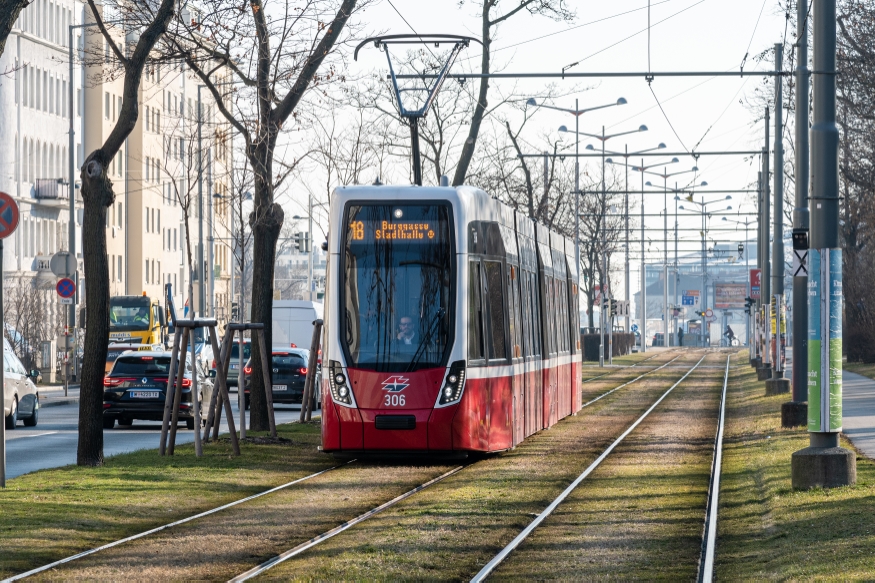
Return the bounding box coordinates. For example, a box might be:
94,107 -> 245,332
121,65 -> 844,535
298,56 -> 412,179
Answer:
678,326 -> 684,347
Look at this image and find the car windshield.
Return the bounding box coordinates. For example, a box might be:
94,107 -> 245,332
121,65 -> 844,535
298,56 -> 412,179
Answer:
113,356 -> 172,376
273,354 -> 308,368
110,297 -> 151,332
342,203 -> 453,372
230,343 -> 251,361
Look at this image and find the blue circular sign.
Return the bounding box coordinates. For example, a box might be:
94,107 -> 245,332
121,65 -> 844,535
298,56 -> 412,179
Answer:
56,277 -> 76,299
631,324 -> 639,332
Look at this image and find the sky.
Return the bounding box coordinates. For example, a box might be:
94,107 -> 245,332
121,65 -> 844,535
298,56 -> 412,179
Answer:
285,0 -> 794,303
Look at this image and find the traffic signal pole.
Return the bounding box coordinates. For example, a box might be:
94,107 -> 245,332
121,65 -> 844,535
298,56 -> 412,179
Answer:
791,0 -> 855,489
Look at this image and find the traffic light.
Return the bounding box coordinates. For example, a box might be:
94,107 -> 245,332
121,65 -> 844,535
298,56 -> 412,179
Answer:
231,301 -> 239,321
744,296 -> 755,315
293,232 -> 303,251
609,298 -> 618,318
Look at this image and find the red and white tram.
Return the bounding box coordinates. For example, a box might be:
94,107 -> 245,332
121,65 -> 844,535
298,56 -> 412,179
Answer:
321,185 -> 581,455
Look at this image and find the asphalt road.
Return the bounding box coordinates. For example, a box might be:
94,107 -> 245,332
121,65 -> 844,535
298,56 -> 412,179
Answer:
4,396 -> 318,480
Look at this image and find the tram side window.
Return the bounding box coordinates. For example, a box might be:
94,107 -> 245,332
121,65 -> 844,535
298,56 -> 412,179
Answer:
559,281 -> 569,353
513,267 -> 523,357
530,271 -> 541,357
468,261 -> 485,361
507,265 -> 521,359
484,261 -> 507,361
545,277 -> 557,356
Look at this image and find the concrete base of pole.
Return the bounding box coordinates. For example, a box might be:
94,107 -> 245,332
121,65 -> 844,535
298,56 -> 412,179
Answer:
765,375 -> 790,395
791,433 -> 856,489
781,401 -> 808,428
750,357 -> 761,368
756,365 -> 773,381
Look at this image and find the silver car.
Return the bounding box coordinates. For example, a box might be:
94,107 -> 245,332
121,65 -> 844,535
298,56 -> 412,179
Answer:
3,345 -> 40,429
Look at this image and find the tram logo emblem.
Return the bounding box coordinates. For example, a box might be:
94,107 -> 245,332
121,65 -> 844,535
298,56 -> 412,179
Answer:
381,376 -> 409,392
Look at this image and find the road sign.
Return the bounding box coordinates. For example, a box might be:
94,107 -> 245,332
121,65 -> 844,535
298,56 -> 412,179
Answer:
792,250 -> 808,277
59,297 -> 73,305
749,269 -> 762,299
631,324 -> 639,332
704,308 -> 714,318
50,251 -> 77,277
0,192 -> 20,240
56,278 -> 76,299
682,296 -> 695,306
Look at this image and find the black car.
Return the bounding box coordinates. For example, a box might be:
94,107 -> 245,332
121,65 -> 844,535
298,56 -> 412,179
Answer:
242,349 -> 319,408
102,351 -> 212,429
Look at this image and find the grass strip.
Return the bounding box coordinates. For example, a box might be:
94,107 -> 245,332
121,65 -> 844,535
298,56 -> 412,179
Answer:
717,352 -> 875,578
489,353 -> 727,580
0,422 -> 333,579
254,351 -> 714,580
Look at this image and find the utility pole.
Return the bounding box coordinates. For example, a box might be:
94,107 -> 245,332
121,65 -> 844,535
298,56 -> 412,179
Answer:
640,161 -> 647,353
758,108 -> 773,380
792,0 -> 855,489
307,195 -> 314,300
625,145 -> 631,335
767,43 -> 790,394
785,0 -> 810,427
754,169 -> 763,367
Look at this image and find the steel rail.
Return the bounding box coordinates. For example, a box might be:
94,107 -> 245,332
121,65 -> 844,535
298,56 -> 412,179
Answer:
229,466 -> 465,582
580,353 -> 684,409
698,354 -> 731,582
518,150 -> 762,158
2,462 -> 351,582
580,351 -> 666,384
394,71 -> 788,79
471,352 -> 709,582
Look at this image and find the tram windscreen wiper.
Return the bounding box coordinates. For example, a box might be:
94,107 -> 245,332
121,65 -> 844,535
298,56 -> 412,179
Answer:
406,308 -> 446,372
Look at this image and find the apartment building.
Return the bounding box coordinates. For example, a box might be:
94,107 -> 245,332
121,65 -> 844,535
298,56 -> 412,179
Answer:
0,0 -> 234,353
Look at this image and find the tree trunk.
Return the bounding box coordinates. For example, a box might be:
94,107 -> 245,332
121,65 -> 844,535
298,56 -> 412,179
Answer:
77,155 -> 113,466
452,1 -> 491,186
246,141 -> 283,431
0,0 -> 27,57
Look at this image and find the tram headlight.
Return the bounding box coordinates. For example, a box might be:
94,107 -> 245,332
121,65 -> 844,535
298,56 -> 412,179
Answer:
328,361 -> 353,406
438,361 -> 466,406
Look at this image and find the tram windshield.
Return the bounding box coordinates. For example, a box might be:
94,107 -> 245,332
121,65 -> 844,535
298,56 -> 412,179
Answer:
342,203 -> 454,372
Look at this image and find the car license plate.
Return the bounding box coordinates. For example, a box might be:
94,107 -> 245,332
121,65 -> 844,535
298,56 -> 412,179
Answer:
230,364 -> 239,369
272,385 -> 288,392
130,391 -> 160,399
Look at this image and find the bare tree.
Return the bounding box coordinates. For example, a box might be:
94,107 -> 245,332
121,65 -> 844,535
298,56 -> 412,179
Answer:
452,0 -> 574,186
0,0 -> 29,58
163,0 -> 360,431
3,276 -> 63,371
77,0 -> 176,466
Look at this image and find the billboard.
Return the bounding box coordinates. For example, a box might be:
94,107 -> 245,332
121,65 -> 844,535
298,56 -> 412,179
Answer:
715,283 -> 747,309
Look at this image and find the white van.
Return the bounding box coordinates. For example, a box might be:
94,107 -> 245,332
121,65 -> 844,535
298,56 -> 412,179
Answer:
272,301 -> 323,351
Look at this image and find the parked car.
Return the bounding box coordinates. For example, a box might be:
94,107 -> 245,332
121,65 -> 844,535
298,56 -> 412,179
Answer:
241,349 -> 320,409
3,341 -> 40,429
102,351 -> 213,429
209,338 -> 251,390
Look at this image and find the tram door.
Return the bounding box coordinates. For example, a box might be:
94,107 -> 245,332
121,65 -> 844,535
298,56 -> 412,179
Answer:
508,263 -> 525,445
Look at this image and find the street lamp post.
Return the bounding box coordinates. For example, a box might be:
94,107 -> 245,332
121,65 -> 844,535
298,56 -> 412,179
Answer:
605,142 -> 667,344
531,97 -> 627,338
561,124 -> 649,366
723,216 -> 754,347
643,164 -> 699,347
680,195 -> 733,345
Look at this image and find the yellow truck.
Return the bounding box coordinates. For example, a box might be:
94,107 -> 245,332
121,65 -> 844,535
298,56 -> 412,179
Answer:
109,293 -> 167,347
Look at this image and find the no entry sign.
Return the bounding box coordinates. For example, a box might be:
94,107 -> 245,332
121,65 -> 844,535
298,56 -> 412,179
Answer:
0,192 -> 20,240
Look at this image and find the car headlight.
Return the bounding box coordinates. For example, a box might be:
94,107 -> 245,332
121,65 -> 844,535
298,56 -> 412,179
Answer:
438,360 -> 466,406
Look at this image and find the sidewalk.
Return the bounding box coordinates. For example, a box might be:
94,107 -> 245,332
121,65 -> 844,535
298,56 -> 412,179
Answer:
842,371 -> 875,459
38,384 -> 80,408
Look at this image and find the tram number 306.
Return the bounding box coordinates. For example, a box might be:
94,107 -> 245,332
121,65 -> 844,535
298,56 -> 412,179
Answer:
384,394 -> 406,407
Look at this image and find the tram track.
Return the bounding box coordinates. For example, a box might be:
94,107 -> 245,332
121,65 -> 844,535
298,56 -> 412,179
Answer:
475,351 -> 733,581
580,351 -> 669,384
6,350 -> 721,581
213,350 -> 718,581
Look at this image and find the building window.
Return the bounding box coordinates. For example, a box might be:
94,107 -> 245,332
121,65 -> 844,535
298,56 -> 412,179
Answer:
104,92 -> 109,119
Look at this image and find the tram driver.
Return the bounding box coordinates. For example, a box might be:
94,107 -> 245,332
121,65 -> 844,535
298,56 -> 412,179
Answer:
397,315 -> 419,348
